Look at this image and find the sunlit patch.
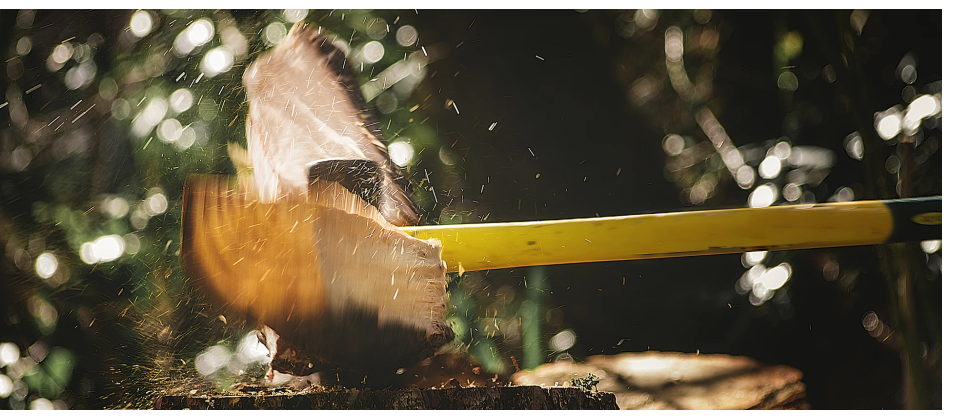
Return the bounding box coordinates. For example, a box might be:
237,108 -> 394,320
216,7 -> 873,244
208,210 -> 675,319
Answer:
920,240 -> 941,254
35,252 -> 58,279
361,41 -> 385,63
263,22 -> 288,47
388,139 -> 415,167
195,345 -> 231,376
549,329 -> 577,352
130,10 -> 154,38
169,88 -> 194,114
748,183 -> 777,208
758,155 -> 782,179
283,9 -> 308,23
201,46 -> 235,77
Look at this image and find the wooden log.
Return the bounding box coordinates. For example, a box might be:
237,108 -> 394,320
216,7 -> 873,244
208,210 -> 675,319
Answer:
512,352 -> 808,410
154,385 -> 618,409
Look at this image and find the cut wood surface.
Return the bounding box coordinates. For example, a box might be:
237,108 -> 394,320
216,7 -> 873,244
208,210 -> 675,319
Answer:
511,351 -> 808,409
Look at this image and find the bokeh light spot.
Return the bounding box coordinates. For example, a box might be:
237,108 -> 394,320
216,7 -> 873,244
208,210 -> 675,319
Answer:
844,132 -> 863,160
0,343 -> 20,367
920,240 -> 941,254
283,9 -> 308,23
777,71 -> 799,91
35,252 -> 58,279
742,251 -> 767,267
264,22 -> 288,47
130,10 -> 154,38
157,119 -> 183,143
782,183 -> 801,202
195,345 -> 231,376
758,155 -> 782,179
145,190 -> 168,216
396,25 -> 418,47
187,19 -> 215,46
201,46 -> 235,77
131,97 -> 168,137
91,235 -> 125,263
876,113 -> 901,140
388,140 -> 414,167
169,88 -> 194,113
0,374 -> 12,398
748,183 -> 777,208
549,329 -> 577,352
362,41 -> 385,63
662,134 -> 684,156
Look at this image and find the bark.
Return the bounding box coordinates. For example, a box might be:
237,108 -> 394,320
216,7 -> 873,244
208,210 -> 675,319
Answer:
154,385 -> 618,409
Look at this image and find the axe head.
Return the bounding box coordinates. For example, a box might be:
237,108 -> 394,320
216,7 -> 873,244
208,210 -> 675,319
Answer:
180,172 -> 453,372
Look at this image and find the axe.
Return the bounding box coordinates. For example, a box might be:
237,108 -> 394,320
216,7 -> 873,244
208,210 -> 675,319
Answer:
180,24 -> 941,374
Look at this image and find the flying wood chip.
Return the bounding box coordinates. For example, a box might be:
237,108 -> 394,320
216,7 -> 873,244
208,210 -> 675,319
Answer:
181,24 -> 451,372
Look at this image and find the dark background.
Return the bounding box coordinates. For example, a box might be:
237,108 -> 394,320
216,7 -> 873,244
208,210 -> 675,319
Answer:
0,9 -> 942,409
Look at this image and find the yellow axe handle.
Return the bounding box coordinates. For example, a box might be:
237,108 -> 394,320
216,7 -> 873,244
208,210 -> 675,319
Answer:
399,197 -> 941,273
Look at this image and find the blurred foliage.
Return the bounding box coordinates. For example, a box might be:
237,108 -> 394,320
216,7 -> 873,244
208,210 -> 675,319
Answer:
0,9 -> 941,409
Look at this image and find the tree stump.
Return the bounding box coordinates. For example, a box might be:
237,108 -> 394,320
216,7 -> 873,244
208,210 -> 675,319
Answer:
154,385 -> 618,409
